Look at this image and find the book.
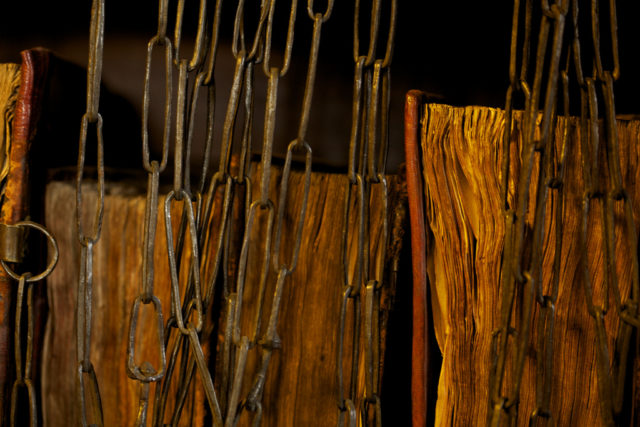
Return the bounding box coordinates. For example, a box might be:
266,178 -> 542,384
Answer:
0,63 -> 21,195
42,163 -> 406,425
405,99 -> 640,425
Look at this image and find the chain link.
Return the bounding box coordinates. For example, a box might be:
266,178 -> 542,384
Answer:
490,0 -> 639,424
490,0 -> 569,424
173,0 -> 208,71
577,0 -> 638,423
223,1 -> 330,424
211,0 -> 269,423
126,1 -> 177,424
121,0 -> 324,424
76,1 -> 106,425
338,1 -> 395,425
68,0 -> 395,424
10,275 -> 37,427
4,221 -> 58,427
138,0 -> 223,423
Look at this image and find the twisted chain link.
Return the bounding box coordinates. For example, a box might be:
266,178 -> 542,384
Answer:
337,1 -> 395,426
490,0 -> 637,424
76,1 -> 106,425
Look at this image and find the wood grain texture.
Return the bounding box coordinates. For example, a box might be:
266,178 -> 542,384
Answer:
42,164 -> 403,426
42,179 -> 204,426
420,103 -> 640,425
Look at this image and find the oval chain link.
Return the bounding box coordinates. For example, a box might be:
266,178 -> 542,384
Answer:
76,1 -> 106,425
4,222 -> 58,427
127,1 -> 173,424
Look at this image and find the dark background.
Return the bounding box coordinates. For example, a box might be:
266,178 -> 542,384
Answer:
3,2 -> 638,173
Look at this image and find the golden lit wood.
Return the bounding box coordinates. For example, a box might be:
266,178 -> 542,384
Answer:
42,164 -> 404,425
420,103 -> 640,425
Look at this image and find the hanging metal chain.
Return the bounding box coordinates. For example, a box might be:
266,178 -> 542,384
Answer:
490,0 -> 638,425
112,0 -> 351,423
133,0 -> 227,425
174,0 -> 268,424
76,1 -> 106,425
338,1 -> 395,426
574,0 -> 639,424
3,221 -> 58,427
213,1 -> 269,422
159,0 -> 227,418
237,1 -> 332,423
149,0 -> 330,423
10,274 -> 36,427
489,0 -> 569,425
125,1 -> 172,425
222,0 -> 296,424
